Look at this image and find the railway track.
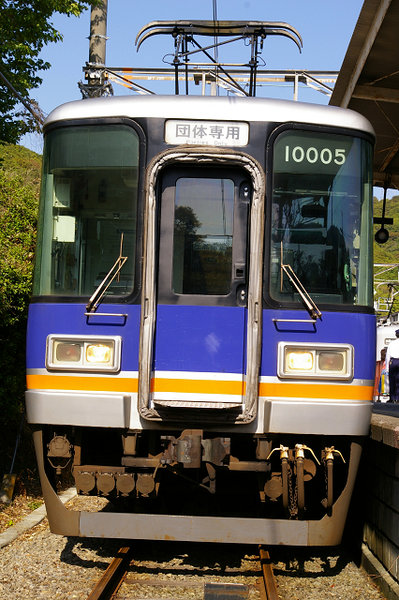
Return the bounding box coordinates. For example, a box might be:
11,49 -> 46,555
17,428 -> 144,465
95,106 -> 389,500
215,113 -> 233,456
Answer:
86,542 -> 279,599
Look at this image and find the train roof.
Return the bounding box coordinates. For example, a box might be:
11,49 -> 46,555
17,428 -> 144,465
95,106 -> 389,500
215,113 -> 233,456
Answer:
45,94 -> 375,137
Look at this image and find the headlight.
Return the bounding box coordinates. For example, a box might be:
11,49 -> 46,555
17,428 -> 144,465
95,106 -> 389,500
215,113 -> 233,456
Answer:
46,335 -> 121,372
86,343 -> 113,364
286,350 -> 314,371
278,342 -> 353,380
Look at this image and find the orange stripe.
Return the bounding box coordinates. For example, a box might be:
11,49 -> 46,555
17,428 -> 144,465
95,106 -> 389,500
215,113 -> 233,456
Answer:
153,379 -> 373,400
26,374 -> 138,393
259,381 -> 373,401
26,374 -> 373,401
151,378 -> 245,395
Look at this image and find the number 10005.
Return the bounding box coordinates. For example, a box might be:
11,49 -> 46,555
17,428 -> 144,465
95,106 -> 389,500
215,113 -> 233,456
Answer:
284,145 -> 346,165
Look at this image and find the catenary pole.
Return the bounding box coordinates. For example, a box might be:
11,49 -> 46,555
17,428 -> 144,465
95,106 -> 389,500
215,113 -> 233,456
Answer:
79,0 -> 113,98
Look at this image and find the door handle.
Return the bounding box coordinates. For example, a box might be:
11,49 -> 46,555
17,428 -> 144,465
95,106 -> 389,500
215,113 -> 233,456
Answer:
235,263 -> 246,280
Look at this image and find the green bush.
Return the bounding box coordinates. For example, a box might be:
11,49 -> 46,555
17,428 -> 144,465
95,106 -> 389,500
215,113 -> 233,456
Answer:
0,142 -> 41,473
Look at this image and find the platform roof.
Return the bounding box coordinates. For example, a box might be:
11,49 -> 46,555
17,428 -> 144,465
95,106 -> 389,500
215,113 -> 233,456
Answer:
330,0 -> 399,189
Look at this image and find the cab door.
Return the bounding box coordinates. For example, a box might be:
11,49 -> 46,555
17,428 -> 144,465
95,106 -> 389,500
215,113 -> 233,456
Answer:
138,149 -> 265,423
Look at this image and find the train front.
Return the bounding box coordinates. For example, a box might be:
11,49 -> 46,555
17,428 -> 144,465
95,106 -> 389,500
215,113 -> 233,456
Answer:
25,95 -> 375,546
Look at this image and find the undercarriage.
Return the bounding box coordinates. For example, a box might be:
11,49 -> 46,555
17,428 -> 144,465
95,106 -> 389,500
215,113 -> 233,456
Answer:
44,426 -> 350,521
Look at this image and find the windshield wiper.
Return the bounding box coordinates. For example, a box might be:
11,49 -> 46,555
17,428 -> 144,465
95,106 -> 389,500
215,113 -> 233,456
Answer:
86,233 -> 128,314
280,243 -> 322,321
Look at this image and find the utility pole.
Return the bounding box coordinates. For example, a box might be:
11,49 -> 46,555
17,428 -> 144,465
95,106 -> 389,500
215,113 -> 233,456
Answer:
79,0 -> 113,98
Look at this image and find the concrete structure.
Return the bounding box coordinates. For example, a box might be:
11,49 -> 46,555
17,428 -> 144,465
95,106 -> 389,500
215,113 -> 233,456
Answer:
330,0 -> 399,189
362,413 -> 399,600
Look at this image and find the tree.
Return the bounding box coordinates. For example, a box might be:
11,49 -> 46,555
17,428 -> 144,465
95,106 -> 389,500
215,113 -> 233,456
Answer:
0,142 -> 41,475
0,0 -> 97,144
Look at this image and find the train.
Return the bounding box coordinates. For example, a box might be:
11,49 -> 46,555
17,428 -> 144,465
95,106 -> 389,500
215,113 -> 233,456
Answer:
25,93 -> 376,546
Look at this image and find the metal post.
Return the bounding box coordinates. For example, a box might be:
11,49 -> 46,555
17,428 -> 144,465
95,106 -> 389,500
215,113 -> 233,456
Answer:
80,0 -> 112,98
89,0 -> 108,66
293,73 -> 299,101
249,35 -> 255,96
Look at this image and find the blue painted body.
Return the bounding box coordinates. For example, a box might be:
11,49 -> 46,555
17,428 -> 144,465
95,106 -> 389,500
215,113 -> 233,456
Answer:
26,303 -> 376,381
26,303 -> 141,372
261,309 -> 376,381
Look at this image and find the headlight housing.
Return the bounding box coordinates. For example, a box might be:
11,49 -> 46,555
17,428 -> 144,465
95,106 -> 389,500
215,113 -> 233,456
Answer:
46,335 -> 122,372
278,342 -> 353,380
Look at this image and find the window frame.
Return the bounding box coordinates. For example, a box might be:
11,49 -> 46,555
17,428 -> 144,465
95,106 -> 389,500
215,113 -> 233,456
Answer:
264,123 -> 375,313
156,165 -> 251,307
31,118 -> 146,304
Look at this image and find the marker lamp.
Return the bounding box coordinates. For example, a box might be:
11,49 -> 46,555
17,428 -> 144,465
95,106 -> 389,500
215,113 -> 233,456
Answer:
278,342 -> 353,380
318,351 -> 345,372
55,342 -> 81,363
47,335 -> 121,372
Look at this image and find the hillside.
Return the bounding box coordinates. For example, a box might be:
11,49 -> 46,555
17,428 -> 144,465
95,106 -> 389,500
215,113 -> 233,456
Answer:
374,194 -> 399,315
0,142 -> 41,477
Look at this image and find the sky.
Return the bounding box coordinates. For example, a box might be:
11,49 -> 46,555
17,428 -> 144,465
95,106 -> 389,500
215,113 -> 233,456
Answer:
20,0 -> 364,152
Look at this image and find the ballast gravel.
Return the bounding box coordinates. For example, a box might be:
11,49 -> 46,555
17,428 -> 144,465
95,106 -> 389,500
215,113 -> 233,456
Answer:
0,495 -> 386,600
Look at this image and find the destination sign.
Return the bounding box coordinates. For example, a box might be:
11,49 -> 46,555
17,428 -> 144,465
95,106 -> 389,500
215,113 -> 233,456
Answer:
165,119 -> 249,147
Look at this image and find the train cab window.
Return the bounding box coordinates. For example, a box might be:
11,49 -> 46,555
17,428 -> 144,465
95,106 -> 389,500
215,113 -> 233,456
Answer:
158,166 -> 250,302
33,125 -> 139,298
268,129 -> 373,307
172,177 -> 234,295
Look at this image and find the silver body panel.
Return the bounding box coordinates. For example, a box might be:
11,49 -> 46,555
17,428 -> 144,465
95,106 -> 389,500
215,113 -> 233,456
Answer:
45,94 -> 375,136
26,388 -> 372,436
263,398 -> 372,436
26,390 -> 131,429
80,511 -> 309,545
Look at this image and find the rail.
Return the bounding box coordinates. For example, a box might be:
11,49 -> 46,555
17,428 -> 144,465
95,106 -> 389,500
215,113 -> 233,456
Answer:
86,546 -> 132,600
86,544 -> 279,599
259,546 -> 279,600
